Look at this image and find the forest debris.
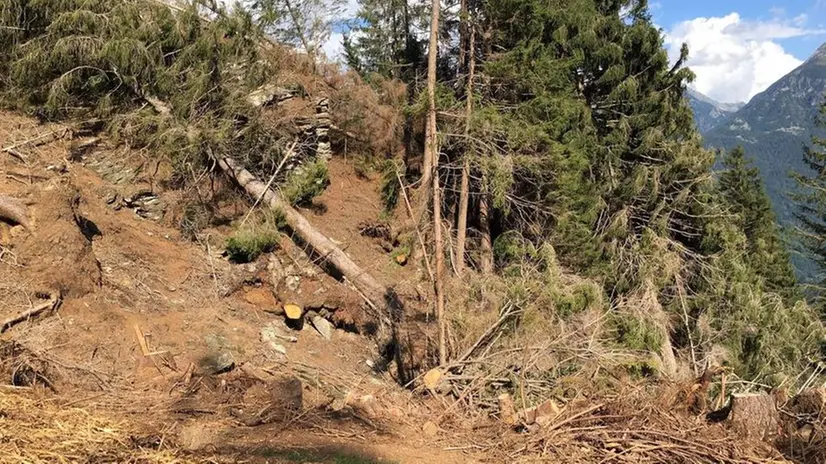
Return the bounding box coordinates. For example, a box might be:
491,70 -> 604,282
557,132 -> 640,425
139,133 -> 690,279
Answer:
789,388 -> 826,417
0,293 -> 60,333
197,352 -> 235,375
133,324 -> 151,356
247,84 -> 297,107
1,129 -> 66,155
216,155 -> 402,342
726,393 -> 780,441
0,195 -> 30,229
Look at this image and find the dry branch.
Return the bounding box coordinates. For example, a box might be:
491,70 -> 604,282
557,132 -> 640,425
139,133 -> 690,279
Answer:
1,293 -> 60,333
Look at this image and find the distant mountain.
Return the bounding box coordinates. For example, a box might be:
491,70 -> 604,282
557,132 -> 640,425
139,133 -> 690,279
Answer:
686,89 -> 744,134
703,42 -> 826,280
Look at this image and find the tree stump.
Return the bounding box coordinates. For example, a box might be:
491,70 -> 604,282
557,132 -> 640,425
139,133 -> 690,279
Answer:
726,393 -> 780,441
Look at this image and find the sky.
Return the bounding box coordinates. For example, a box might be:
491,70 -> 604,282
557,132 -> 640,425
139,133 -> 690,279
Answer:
321,0 -> 826,105
655,0 -> 826,103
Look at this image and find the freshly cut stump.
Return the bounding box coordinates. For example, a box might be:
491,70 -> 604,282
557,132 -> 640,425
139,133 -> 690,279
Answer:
726,393 -> 779,441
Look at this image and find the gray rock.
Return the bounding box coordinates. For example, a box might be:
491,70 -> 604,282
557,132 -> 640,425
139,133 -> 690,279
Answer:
309,313 -> 334,340
198,351 -> 235,375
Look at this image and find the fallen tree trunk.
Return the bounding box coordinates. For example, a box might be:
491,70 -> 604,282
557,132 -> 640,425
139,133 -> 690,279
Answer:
215,156 -> 402,331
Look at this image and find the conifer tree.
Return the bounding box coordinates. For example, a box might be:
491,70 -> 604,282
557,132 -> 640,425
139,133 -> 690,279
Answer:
342,0 -> 425,78
793,101 -> 826,300
719,146 -> 797,297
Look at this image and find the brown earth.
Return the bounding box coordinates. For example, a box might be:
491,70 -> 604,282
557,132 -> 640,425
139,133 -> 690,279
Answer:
0,110 -> 458,463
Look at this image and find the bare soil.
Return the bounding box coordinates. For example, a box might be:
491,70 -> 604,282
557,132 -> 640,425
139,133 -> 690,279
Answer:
0,111 -> 459,463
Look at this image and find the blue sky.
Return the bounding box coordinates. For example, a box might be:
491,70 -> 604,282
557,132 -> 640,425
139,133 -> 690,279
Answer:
651,0 -> 826,102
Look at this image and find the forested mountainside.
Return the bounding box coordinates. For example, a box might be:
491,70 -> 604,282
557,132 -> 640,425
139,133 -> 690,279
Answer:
703,43 -> 826,279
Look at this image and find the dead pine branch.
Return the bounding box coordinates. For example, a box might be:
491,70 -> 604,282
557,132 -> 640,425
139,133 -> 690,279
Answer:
1,292 -> 61,333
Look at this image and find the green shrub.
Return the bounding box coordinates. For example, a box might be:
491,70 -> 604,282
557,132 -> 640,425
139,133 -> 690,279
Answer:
226,229 -> 279,263
282,160 -> 330,206
610,314 -> 663,352
379,159 -> 403,213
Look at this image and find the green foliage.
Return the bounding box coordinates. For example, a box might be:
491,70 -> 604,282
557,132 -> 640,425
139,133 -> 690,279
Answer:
282,160 -> 330,206
225,208 -> 285,263
718,146 -> 797,298
610,314 -> 663,353
226,229 -> 280,263
0,0 -> 286,181
793,101 -> 826,304
378,158 -> 403,213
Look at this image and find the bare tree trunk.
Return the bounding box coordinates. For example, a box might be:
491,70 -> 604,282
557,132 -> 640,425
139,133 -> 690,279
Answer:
433,162 -> 446,365
422,0 -> 446,365
478,178 -> 493,273
455,21 -> 475,276
458,0 -> 467,75
283,0 -> 315,64
414,0 -> 441,221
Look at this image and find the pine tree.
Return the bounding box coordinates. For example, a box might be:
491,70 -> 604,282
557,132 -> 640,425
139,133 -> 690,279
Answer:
719,146 -> 797,297
246,0 -> 346,62
793,101 -> 826,300
342,0 -> 425,79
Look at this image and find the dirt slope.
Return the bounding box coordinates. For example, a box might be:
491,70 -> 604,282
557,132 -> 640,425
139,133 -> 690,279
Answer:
0,111 -> 462,463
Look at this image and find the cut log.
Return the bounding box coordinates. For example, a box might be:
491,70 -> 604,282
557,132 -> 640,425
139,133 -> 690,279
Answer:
215,156 -> 401,335
726,393 -> 780,441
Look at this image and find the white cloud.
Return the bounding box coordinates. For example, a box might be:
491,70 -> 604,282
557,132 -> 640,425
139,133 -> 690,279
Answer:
321,31 -> 345,62
665,13 -> 825,103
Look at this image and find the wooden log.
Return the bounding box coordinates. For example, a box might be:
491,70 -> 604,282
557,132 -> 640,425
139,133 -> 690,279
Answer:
215,156 -> 401,332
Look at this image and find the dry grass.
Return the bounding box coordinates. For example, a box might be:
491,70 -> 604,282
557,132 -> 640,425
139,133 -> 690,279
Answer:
0,389 -> 196,463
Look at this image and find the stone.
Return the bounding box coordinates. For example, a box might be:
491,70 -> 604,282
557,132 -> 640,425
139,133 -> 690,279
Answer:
197,351 -> 235,375
309,313 -> 334,340
260,323 -> 297,353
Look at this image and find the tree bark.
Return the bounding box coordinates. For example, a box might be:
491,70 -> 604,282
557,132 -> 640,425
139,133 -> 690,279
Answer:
434,156 -> 447,366
423,0 -> 445,365
216,156 -> 401,331
455,21 -> 475,276
478,179 -> 493,273
414,0 -> 441,221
